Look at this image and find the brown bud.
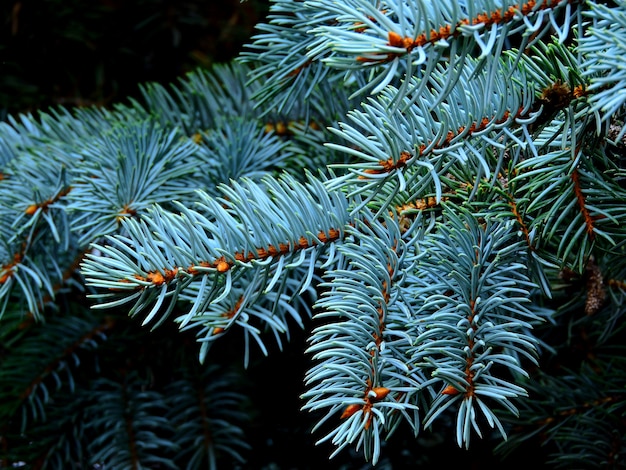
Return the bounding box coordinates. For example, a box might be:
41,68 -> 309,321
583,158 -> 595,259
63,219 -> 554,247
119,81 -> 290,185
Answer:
371,387 -> 391,401
388,31 -> 403,48
275,122 -> 287,135
340,404 -> 362,419
216,261 -> 230,273
442,385 -> 461,395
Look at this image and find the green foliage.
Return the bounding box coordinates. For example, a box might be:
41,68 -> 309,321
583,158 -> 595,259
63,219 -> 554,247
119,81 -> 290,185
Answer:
2,0 -> 626,468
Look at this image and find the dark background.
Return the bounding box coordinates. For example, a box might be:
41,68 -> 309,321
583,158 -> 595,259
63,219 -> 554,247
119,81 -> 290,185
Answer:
1,0 -> 269,118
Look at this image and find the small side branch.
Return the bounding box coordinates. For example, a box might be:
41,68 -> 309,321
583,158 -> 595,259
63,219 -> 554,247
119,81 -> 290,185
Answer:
357,0 -> 574,64
211,296 -> 244,336
360,109 -> 517,178
442,298 -> 478,398
508,197 -> 535,251
18,316 -> 116,402
571,168 -> 595,240
24,186 -> 72,216
120,227 -> 345,290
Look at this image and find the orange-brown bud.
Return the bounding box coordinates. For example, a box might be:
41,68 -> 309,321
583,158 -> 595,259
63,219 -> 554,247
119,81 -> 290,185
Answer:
388,31 -> 403,47
340,403 -> 362,419
442,385 -> 461,395
275,122 -> 287,135
371,387 -> 391,401
216,261 -> 230,273
146,272 -> 165,285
